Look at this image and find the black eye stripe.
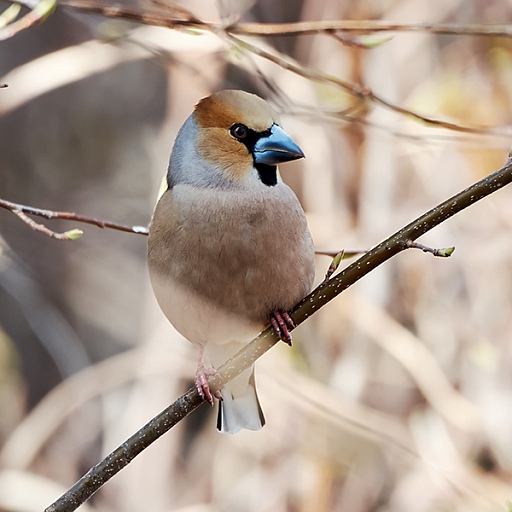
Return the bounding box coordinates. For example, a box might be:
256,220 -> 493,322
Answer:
229,124 -> 272,152
228,124 -> 278,187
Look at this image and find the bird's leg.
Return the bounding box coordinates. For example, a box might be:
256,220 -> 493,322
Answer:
270,310 -> 294,346
195,346 -> 222,406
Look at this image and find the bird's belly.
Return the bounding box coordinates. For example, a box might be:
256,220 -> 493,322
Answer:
150,271 -> 264,347
148,183 -> 315,347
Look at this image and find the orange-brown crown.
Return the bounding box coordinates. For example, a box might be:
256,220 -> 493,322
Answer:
193,90 -> 280,182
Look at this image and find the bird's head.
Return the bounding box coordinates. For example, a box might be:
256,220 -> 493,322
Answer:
167,90 -> 304,189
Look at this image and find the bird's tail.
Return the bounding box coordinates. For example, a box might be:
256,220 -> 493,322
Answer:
217,366 -> 265,434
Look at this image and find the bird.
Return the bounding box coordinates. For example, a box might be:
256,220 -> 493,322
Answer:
148,90 -> 315,434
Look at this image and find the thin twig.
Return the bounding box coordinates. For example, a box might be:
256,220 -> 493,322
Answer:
225,34 -> 494,135
0,198 -> 149,236
404,240 -> 455,257
2,0 -> 511,135
11,0 -> 497,135
61,0 -> 203,30
230,20 -> 512,39
10,208 -> 83,240
315,249 -> 366,258
53,1 -> 512,39
0,198 -> 364,257
45,154 -> 512,512
326,31 -> 392,50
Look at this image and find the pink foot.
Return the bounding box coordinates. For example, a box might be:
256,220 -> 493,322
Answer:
195,348 -> 222,406
270,310 -> 295,346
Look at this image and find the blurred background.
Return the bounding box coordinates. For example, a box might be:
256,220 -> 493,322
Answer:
1,0 -> 512,510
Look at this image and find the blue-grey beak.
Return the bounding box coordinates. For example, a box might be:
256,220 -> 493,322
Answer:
253,124 -> 304,165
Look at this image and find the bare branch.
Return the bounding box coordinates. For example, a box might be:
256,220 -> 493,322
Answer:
62,0 -> 204,30
0,198 -> 149,236
53,1 -> 512,39
404,240 -> 455,258
10,208 -> 83,240
224,34 -> 496,135
0,198 -> 367,260
229,20 -> 512,39
45,154 -> 512,512
0,0 -> 499,134
53,0 -> 499,135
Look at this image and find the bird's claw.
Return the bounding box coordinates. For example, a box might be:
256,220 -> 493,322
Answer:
195,366 -> 222,406
271,310 -> 294,346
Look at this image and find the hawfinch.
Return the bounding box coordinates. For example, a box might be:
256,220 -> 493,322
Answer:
148,90 -> 315,434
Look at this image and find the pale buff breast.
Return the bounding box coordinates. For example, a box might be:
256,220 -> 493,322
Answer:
148,182 -> 315,346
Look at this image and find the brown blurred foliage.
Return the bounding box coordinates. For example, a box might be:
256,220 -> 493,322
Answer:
1,0 -> 512,511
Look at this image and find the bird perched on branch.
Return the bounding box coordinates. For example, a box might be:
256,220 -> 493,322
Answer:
148,90 -> 315,434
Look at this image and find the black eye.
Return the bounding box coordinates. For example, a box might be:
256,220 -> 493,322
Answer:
230,124 -> 248,140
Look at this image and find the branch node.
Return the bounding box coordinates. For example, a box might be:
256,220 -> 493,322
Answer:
404,240 -> 455,257
11,208 -> 81,240
0,197 -> 149,238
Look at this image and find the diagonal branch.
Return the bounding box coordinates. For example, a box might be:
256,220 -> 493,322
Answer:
224,34 -> 495,135
45,153 -> 512,512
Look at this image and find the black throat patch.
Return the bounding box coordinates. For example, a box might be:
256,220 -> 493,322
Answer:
255,164 -> 278,186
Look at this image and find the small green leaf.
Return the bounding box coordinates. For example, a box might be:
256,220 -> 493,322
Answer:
34,0 -> 57,21
438,246 -> 455,257
357,34 -> 394,48
65,229 -> 83,240
323,250 -> 345,282
0,3 -> 21,29
331,250 -> 344,268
